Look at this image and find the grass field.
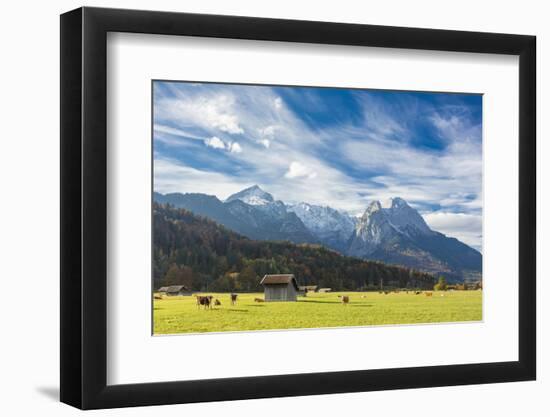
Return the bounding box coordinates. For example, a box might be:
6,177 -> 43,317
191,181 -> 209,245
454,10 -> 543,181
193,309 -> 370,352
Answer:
153,290 -> 482,334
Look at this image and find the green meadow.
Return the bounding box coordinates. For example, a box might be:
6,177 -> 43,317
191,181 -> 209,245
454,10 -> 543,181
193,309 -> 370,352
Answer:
153,290 -> 482,334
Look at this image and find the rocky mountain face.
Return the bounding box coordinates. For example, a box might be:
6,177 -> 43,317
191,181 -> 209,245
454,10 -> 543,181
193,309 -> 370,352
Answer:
347,198 -> 481,281
154,186 -> 317,244
154,186 -> 482,282
287,202 -> 356,253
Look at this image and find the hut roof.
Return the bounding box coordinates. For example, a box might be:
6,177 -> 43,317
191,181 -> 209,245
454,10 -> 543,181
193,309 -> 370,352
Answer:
260,274 -> 299,290
157,286 -> 169,292
165,285 -> 189,293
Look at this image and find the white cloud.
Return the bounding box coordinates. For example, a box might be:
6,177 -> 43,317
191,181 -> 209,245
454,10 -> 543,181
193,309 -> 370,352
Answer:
274,97 -> 283,110
258,139 -> 270,148
153,124 -> 205,140
229,142 -> 242,153
424,211 -> 482,251
204,136 -> 226,150
154,158 -> 249,199
284,161 -> 317,179
260,125 -> 277,138
156,94 -> 244,134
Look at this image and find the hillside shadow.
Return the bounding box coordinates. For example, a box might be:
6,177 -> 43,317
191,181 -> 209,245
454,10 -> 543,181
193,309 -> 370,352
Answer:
248,305 -> 266,308
299,300 -> 339,304
349,304 -> 374,308
226,309 -> 249,313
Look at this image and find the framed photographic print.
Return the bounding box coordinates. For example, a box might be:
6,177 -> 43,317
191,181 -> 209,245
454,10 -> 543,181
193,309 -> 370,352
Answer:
60,6 -> 536,409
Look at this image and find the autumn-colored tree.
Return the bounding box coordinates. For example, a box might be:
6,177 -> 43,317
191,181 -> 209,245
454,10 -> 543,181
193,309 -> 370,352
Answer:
163,263 -> 193,288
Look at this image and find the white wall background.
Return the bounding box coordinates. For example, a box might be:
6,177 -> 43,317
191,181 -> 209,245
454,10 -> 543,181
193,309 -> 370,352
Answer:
0,0 -> 546,415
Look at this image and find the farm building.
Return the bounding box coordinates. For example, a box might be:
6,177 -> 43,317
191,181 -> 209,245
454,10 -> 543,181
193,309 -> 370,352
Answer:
298,285 -> 318,296
318,288 -> 332,293
164,285 -> 192,296
260,274 -> 299,302
157,286 -> 169,293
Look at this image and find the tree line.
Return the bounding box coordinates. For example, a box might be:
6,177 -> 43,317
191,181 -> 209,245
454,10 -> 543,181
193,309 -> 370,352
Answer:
153,203 -> 435,292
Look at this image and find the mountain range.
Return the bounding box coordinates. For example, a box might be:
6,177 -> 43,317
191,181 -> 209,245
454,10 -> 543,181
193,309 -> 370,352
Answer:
154,185 -> 482,282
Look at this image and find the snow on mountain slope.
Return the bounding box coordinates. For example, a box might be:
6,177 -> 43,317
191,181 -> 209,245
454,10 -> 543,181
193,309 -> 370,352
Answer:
225,185 -> 274,206
288,202 -> 357,252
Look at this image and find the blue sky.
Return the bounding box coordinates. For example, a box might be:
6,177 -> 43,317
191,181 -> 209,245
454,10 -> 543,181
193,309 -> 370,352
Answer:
153,81 -> 482,251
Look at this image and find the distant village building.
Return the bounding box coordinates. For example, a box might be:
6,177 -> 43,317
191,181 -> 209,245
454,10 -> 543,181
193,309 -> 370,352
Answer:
260,274 -> 299,302
298,285 -> 318,296
164,285 -> 192,296
318,288 -> 332,293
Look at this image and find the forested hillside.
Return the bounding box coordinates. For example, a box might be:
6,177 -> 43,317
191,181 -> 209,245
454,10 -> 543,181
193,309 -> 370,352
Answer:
153,203 -> 435,292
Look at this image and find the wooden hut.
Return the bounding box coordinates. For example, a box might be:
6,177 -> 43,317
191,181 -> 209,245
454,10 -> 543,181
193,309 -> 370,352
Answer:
260,274 -> 299,302
164,285 -> 192,296
157,286 -> 169,293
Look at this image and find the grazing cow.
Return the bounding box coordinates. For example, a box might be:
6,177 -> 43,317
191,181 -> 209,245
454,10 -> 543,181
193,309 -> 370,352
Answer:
195,295 -> 213,309
230,293 -> 238,306
415,291 -> 421,295
425,292 -> 433,297
254,297 -> 265,303
154,295 -> 163,300
384,291 -> 390,295
339,295 -> 350,305
214,298 -> 222,306
361,295 -> 368,299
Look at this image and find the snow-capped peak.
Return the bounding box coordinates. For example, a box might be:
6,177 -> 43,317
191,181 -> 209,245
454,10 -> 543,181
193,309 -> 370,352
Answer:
226,185 -> 274,206
363,200 -> 382,217
287,202 -> 356,250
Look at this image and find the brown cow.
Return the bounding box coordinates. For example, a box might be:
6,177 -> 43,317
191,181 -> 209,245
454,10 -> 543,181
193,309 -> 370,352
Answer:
230,293 -> 238,306
425,292 -> 433,297
339,295 -> 350,305
254,297 -> 265,303
195,295 -> 213,309
214,298 -> 222,306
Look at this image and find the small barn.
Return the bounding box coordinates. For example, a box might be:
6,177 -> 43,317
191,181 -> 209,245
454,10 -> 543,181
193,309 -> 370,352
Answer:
157,286 -> 169,293
260,274 -> 299,302
318,288 -> 332,293
164,285 -> 192,296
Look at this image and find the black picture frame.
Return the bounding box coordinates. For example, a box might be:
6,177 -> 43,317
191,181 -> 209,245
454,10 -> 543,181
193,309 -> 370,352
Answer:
60,6 -> 536,410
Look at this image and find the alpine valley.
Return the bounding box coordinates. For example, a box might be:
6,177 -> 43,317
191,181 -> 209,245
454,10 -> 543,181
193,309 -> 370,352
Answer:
154,185 -> 482,282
